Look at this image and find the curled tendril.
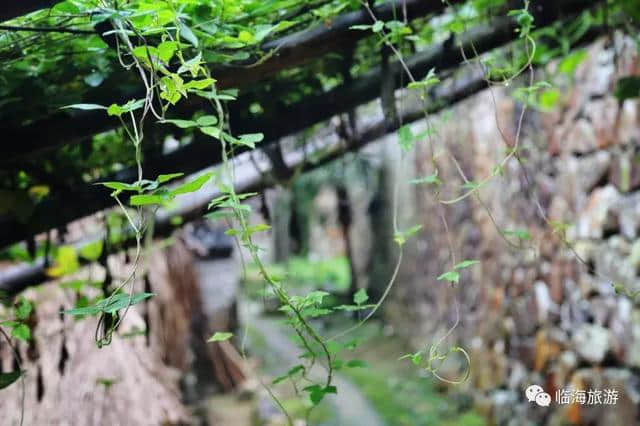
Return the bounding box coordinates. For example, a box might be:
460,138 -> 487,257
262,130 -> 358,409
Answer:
426,344 -> 472,385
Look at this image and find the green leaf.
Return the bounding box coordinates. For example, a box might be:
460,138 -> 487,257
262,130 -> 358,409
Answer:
399,351 -> 423,365
98,181 -> 140,192
539,88 -> 560,110
107,99 -> 145,117
200,126 -> 222,139
61,103 -> 106,111
161,119 -> 197,128
304,385 -> 337,405
437,270 -> 460,284
462,180 -> 481,190
157,40 -> 178,62
237,30 -> 254,43
207,332 -> 233,342
448,19 -> 465,34
409,170 -> 441,185
503,229 -> 531,241
170,172 -> 213,196
394,225 -> 422,246
398,125 -> 414,152
104,292 -> 154,313
178,52 -> 202,77
411,352 -> 423,365
353,288 -> 369,305
184,78 -> 216,91
53,1 -> 80,13
453,259 -> 479,270
96,377 -> 119,388
132,45 -> 158,60
615,76 -> 640,102
332,359 -> 344,370
333,303 -> 376,312
46,246 -> 79,277
196,115 -> 218,126
178,21 -> 198,47
79,240 -> 103,261
300,307 -> 332,318
0,371 -> 24,390
234,133 -> 264,148
407,68 -> 440,90
301,290 -> 330,307
372,21 -> 384,33
272,364 -> 304,384
64,292 -> 154,316
558,49 -> 587,75
157,173 -> 184,184
346,359 -> 369,368
11,324 -> 31,341
129,194 -> 167,206
15,298 -> 32,320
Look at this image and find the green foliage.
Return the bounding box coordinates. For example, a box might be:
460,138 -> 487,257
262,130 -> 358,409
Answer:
207,331 -> 234,342
336,322 -> 484,426
46,246 -> 79,278
353,288 -> 368,305
410,170 -> 441,186
1,298 -> 33,342
0,371 -> 24,390
507,1 -> 534,37
304,384 -> 337,405
615,76 -> 640,102
15,297 -> 32,320
2,0 -> 634,417
64,292 -> 154,316
272,364 -> 305,385
503,229 -> 531,241
394,225 -> 423,247
437,260 -> 479,285
79,240 -> 103,262
558,49 -> 588,75
124,171 -> 214,206
407,68 -> 440,90
245,256 -> 352,293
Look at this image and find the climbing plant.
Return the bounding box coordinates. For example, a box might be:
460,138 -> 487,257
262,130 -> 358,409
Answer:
1,0 -> 639,425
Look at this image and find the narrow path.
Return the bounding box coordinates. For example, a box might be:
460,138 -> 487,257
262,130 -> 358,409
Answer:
247,311 -> 385,426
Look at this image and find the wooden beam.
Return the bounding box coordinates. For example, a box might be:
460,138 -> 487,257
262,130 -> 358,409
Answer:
0,0 -> 459,164
0,2 -> 605,249
0,69 -> 487,296
0,20 -> 512,249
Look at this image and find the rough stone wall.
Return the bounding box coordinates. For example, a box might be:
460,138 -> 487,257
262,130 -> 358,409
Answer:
384,35 -> 640,425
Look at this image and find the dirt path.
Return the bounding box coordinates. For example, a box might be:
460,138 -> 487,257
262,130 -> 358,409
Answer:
246,310 -> 385,426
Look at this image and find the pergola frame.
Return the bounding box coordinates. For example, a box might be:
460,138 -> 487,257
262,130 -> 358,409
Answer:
0,0 -> 607,294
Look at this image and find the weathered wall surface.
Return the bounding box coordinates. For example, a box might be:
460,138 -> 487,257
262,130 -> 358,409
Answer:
382,35 -> 640,425
0,245 -> 200,425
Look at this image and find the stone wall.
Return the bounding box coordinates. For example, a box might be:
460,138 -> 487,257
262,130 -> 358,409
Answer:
383,35 -> 640,425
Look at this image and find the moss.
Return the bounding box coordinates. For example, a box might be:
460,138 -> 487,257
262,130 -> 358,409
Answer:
335,322 -> 487,426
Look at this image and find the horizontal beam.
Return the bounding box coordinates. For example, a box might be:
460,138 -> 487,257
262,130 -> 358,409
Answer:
0,0 -> 458,164
0,0 -> 603,249
0,69 -> 487,296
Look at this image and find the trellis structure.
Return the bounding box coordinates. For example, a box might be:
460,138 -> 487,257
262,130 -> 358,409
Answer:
0,0 -> 623,294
